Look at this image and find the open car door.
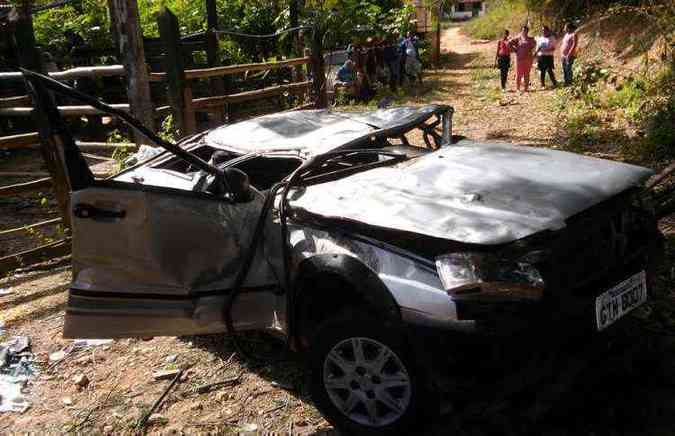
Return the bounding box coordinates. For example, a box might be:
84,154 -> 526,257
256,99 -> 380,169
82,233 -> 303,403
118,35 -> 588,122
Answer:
24,71 -> 282,338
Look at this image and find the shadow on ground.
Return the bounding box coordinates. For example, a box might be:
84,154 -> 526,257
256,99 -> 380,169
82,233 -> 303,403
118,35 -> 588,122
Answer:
178,235 -> 675,435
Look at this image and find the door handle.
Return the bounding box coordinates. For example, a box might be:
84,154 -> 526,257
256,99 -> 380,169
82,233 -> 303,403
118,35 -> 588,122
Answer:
73,203 -> 126,220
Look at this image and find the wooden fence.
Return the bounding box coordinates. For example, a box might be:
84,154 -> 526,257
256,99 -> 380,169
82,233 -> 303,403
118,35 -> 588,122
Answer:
0,5 -> 325,275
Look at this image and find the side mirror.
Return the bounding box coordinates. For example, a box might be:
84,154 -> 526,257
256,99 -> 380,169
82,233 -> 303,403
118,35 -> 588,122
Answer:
224,168 -> 253,203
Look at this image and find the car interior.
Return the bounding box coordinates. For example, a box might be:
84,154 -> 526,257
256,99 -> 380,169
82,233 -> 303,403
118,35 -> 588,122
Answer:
117,120 -> 444,199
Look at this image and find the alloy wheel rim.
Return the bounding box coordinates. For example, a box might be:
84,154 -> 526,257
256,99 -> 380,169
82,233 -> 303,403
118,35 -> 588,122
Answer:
322,337 -> 412,427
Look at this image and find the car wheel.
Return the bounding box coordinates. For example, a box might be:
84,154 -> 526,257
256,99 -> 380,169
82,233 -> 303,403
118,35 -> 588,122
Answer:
308,311 -> 431,435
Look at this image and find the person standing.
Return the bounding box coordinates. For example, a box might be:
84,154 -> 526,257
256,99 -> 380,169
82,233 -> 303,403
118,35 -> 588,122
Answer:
560,23 -> 579,86
510,25 -> 536,93
382,36 -> 401,91
401,32 -> 422,84
364,37 -> 378,85
495,29 -> 511,91
536,25 -> 558,88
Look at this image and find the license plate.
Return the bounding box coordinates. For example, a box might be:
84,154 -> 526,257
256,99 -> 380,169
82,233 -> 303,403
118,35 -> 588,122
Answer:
595,271 -> 647,331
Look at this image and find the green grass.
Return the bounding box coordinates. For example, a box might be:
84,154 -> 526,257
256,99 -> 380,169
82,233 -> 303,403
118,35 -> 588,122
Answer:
470,64 -> 502,102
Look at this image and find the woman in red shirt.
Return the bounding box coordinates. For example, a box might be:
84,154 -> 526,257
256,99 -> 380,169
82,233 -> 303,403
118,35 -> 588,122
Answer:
510,25 -> 537,92
495,29 -> 511,91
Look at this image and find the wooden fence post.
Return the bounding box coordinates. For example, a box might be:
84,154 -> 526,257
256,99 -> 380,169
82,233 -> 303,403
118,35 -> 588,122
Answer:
11,6 -> 72,229
432,4 -> 441,67
158,7 -> 196,136
310,25 -> 327,109
205,0 -> 225,126
109,0 -> 155,145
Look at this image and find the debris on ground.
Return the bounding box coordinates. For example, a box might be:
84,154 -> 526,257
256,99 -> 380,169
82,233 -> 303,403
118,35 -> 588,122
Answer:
48,350 -> 67,363
0,288 -> 12,296
153,369 -> 181,381
195,374 -> 242,394
145,413 -> 168,426
139,369 -> 183,428
0,335 -> 37,413
48,338 -> 113,367
71,374 -> 89,388
72,339 -> 113,349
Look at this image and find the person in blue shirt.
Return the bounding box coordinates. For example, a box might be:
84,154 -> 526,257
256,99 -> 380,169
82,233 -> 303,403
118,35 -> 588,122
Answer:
335,59 -> 358,97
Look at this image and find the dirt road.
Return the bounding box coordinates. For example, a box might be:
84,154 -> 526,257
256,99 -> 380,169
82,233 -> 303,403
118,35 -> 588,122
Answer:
428,24 -> 561,147
1,24 -> 674,435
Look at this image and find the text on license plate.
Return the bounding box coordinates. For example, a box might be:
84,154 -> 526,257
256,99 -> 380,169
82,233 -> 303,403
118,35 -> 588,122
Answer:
595,270 -> 647,331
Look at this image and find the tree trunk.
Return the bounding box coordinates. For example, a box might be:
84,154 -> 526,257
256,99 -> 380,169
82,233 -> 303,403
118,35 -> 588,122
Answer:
108,0 -> 155,145
205,0 -> 225,125
11,5 -> 73,229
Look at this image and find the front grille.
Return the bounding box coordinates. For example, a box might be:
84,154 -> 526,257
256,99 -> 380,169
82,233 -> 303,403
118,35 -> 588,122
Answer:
543,191 -> 651,296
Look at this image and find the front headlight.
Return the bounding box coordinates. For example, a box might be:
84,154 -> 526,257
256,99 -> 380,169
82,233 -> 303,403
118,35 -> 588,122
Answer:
435,252 -> 545,299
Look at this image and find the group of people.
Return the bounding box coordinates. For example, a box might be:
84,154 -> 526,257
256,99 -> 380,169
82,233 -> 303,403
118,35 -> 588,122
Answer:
335,32 -> 423,101
495,23 -> 579,92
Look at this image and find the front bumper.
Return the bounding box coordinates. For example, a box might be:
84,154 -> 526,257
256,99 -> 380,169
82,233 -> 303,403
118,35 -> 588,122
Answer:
401,243 -> 661,394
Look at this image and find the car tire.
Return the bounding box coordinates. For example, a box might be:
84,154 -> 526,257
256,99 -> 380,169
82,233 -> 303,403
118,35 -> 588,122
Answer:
308,310 -> 433,435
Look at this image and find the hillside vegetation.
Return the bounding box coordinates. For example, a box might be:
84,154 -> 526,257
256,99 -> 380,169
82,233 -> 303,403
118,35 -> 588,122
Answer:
463,0 -> 675,167
463,0 -> 537,40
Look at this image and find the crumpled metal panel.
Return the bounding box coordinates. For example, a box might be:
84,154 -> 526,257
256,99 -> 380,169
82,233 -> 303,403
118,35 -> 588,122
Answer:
290,142 -> 654,245
288,226 -> 457,322
114,167 -> 202,190
71,187 -> 276,295
202,106 -> 444,155
334,105 -> 439,130
204,110 -> 374,155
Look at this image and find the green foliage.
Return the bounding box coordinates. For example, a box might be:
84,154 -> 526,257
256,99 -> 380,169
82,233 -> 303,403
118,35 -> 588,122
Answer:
158,114 -> 179,143
311,0 -> 412,48
107,129 -> 133,171
463,0 -> 540,40
555,55 -> 675,164
33,0 -> 111,59
32,0 -> 414,67
560,104 -> 605,151
607,77 -> 646,119
625,70 -> 675,162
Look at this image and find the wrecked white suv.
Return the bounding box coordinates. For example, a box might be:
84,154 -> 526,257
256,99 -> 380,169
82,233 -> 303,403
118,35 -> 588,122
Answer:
26,71 -> 663,434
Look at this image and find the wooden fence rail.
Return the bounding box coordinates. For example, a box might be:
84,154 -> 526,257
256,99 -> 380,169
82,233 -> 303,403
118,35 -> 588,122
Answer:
0,178 -> 52,197
0,132 -> 138,151
0,238 -> 72,276
191,80 -> 312,110
0,103 -> 132,117
0,5 -> 325,275
184,56 -> 311,80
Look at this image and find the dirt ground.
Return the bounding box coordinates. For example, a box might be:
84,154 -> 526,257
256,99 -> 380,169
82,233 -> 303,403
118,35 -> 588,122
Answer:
1,23 -> 674,435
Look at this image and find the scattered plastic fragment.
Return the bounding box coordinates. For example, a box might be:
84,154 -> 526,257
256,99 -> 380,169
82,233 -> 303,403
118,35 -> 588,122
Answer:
72,339 -> 113,349
0,336 -> 38,413
49,350 -> 67,363
239,423 -> 258,434
0,288 -> 12,296
153,369 -> 181,381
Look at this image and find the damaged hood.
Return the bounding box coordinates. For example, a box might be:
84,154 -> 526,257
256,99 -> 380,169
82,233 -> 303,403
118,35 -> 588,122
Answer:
289,142 -> 654,245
